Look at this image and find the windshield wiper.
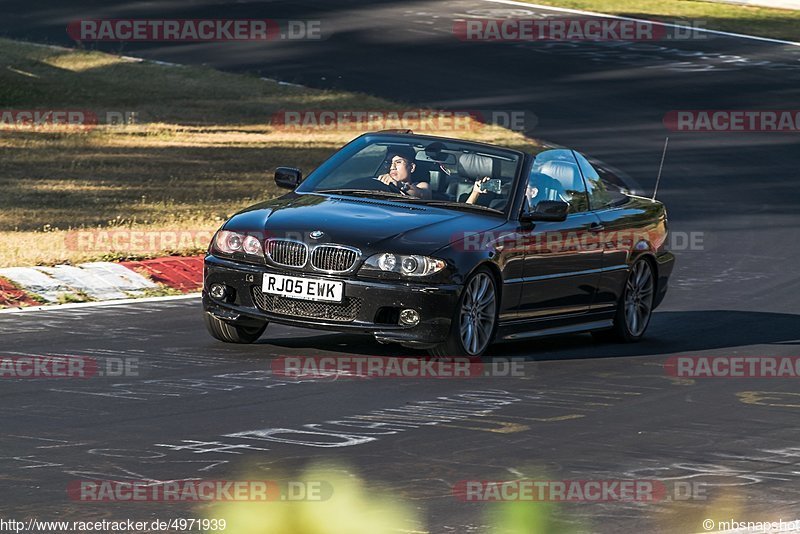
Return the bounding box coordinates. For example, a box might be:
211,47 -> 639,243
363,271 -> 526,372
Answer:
404,199 -> 501,213
315,190 -> 501,213
315,189 -> 408,199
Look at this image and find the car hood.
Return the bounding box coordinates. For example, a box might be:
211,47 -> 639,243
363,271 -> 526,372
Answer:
223,193 -> 506,256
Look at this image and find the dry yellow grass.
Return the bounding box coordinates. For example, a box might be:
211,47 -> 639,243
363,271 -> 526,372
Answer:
0,38 -> 540,267
513,0 -> 800,41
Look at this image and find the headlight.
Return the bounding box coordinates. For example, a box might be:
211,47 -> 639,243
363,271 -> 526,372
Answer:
213,230 -> 264,257
242,235 -> 262,255
360,253 -> 445,277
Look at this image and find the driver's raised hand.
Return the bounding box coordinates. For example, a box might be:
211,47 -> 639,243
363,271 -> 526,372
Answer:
377,173 -> 399,187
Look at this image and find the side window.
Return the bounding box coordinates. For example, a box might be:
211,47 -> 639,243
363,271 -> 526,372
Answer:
574,152 -> 626,210
527,149 -> 589,213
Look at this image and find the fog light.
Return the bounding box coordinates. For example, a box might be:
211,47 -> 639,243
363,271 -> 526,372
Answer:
399,308 -> 420,326
209,283 -> 227,299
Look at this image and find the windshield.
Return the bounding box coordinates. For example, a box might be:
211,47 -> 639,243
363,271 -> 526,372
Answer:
296,135 -> 523,213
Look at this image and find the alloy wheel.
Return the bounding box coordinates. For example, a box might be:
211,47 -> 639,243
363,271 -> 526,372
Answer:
459,272 -> 497,355
624,261 -> 654,337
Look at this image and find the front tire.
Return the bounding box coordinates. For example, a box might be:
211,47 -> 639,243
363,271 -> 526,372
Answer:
592,258 -> 655,343
428,267 -> 499,357
204,313 -> 268,344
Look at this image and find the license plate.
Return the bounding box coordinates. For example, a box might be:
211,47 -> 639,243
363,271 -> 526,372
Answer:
262,273 -> 344,303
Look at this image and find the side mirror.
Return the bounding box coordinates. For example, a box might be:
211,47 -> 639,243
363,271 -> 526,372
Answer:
521,200 -> 569,222
275,167 -> 303,189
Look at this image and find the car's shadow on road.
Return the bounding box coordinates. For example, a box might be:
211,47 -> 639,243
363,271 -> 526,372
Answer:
257,310 -> 800,361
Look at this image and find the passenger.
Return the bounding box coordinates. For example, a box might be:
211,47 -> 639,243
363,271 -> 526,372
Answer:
465,176 -> 493,205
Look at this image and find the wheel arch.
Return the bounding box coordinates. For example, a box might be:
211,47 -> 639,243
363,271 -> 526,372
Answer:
629,251 -> 659,300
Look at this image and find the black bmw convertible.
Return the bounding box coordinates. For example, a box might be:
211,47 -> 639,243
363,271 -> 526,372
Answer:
202,132 -> 674,356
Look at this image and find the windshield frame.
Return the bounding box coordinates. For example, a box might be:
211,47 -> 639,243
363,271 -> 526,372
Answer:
295,133 -> 527,218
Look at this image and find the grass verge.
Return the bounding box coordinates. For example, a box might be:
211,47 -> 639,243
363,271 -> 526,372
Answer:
513,0 -> 800,41
0,38 -> 540,268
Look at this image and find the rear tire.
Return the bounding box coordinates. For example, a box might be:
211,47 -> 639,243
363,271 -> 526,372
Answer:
592,258 -> 655,343
204,313 -> 268,344
428,267 -> 499,357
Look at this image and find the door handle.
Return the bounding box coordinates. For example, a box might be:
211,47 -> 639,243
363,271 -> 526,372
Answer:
589,223 -> 605,233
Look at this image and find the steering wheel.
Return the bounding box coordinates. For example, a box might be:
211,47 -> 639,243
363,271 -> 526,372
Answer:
340,176 -> 406,195
373,177 -> 404,194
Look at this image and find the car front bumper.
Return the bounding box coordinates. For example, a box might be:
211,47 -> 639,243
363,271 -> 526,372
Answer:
202,254 -> 461,345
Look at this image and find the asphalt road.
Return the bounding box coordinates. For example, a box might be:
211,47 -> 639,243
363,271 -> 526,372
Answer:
2,1 -> 800,532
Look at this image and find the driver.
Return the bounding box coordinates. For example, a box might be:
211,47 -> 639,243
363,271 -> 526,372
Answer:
376,146 -> 431,199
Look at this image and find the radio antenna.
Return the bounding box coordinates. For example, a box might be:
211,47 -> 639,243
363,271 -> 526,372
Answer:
652,136 -> 669,201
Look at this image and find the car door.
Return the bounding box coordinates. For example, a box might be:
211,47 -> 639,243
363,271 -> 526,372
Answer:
573,151 -> 647,314
516,150 -> 604,319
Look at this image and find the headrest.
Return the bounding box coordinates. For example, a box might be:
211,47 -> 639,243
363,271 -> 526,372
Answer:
457,153 -> 495,180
